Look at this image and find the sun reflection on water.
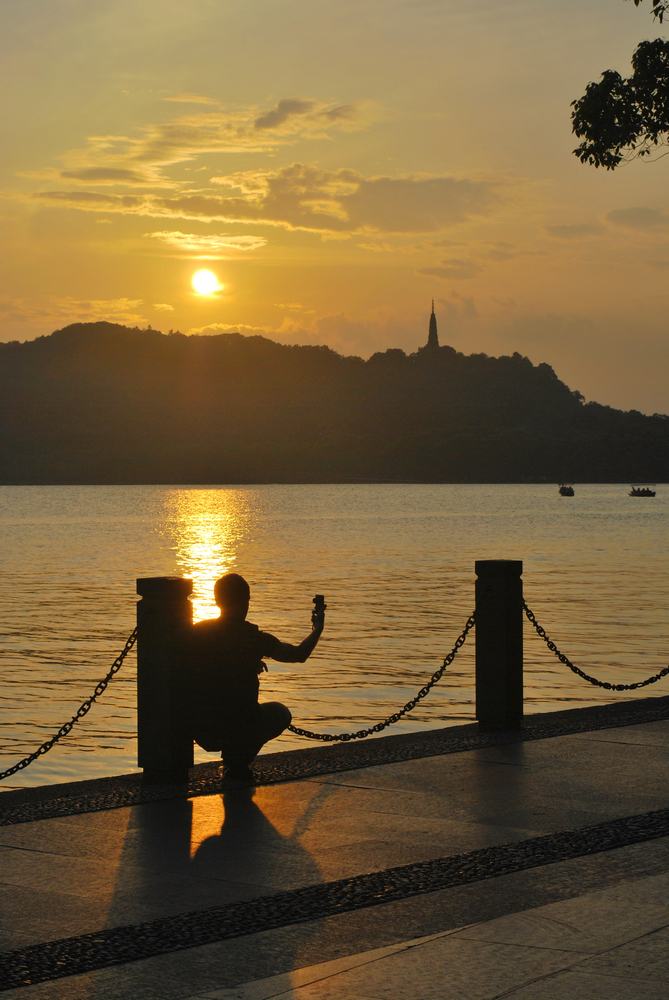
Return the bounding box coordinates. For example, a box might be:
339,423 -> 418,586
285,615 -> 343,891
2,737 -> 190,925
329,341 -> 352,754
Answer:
162,489 -> 258,621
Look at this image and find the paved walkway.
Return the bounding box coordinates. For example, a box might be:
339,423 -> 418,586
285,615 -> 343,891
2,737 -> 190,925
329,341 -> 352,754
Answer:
187,867 -> 669,1000
1,716 -> 669,997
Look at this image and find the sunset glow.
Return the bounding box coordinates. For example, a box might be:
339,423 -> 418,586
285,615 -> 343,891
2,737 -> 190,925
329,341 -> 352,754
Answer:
2,1 -> 668,412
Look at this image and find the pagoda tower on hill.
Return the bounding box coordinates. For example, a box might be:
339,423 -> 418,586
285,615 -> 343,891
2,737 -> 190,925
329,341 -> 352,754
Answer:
426,300 -> 439,349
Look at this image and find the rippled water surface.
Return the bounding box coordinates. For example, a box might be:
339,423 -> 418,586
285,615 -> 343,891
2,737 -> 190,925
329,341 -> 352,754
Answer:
1,484 -> 667,789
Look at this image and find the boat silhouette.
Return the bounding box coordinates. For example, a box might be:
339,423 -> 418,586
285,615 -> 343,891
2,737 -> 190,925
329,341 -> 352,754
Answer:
629,484 -> 656,497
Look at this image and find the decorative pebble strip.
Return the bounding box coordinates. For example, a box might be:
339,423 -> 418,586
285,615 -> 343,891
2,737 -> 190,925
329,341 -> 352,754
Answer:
2,694 -> 669,826
2,805 -> 669,990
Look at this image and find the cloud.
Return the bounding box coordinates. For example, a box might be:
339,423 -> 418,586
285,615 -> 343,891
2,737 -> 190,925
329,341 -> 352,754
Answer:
144,230 -> 267,254
32,190 -> 144,208
186,310 -> 418,356
479,242 -> 516,261
60,167 -> 152,185
416,240 -> 525,280
153,303 -> 174,311
253,99 -> 372,133
357,240 -> 426,253
189,322 -> 262,336
124,114 -> 265,165
45,99 -> 376,193
254,99 -> 316,130
0,296 -> 145,326
318,104 -> 359,123
606,207 -> 669,229
344,175 -> 496,232
431,238 -> 467,248
544,223 -> 603,239
31,164 -> 499,234
438,291 -> 478,320
417,259 -> 483,280
163,93 -> 220,105
358,241 -> 394,252
183,165 -> 496,233
253,99 -> 362,131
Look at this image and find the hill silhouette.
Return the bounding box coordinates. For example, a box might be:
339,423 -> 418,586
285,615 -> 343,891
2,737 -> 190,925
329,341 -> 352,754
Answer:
0,322 -> 666,483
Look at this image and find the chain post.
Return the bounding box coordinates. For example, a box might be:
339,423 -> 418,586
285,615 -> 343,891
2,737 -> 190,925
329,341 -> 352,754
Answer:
475,560 -> 523,731
137,577 -> 194,784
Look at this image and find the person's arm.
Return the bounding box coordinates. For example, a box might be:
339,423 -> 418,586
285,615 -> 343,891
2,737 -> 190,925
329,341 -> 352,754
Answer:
270,605 -> 325,663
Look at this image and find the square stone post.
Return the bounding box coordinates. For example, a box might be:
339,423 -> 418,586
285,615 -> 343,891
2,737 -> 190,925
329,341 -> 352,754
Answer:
137,576 -> 194,783
475,560 -> 523,731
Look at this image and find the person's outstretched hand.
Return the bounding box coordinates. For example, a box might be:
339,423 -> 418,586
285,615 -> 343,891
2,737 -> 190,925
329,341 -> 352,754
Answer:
311,602 -> 326,632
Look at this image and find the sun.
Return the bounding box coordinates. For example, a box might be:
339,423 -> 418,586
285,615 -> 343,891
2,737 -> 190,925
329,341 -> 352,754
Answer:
192,269 -> 221,295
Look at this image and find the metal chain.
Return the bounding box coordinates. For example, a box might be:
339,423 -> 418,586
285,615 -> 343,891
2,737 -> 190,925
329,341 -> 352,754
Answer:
523,601 -> 669,691
288,610 -> 476,742
12,599 -> 661,774
0,624 -> 139,782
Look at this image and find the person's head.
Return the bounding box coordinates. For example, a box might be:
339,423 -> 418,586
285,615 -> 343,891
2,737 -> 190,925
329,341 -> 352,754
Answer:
214,572 -> 250,620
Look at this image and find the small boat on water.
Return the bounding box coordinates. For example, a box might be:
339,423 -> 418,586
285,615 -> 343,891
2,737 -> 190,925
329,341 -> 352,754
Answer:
629,484 -> 656,497
558,484 -> 574,496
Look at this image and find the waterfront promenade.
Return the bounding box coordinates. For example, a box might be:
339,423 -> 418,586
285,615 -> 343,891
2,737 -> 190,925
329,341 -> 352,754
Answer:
2,698 -> 669,998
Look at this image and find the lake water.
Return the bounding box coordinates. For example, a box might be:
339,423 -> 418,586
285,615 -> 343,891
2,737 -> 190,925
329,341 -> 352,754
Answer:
0,484 -> 667,790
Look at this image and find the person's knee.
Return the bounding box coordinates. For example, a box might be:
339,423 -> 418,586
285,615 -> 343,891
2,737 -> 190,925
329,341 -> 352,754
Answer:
260,701 -> 291,736
270,701 -> 292,728
277,703 -> 292,727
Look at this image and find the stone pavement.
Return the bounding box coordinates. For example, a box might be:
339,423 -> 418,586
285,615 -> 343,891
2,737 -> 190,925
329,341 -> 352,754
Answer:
184,866 -> 669,1000
2,713 -> 669,997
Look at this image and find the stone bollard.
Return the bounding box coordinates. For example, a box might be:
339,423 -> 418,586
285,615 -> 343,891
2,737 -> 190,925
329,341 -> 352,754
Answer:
137,577 -> 194,783
475,560 -> 523,731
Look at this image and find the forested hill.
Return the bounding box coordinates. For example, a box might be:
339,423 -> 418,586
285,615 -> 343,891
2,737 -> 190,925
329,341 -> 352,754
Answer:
0,321 -> 667,483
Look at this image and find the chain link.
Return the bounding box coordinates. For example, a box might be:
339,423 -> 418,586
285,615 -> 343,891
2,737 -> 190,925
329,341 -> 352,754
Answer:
0,624 -> 139,782
288,611 -> 476,742
523,601 -> 669,691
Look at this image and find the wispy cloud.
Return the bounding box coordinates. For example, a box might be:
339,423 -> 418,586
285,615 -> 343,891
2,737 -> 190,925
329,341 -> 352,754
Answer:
415,239 -> 527,281
60,167 -> 154,186
544,223 -> 604,239
187,309 -> 428,356
14,95 -> 495,239
417,259 -> 483,280
438,291 -> 478,319
144,230 -> 267,254
163,94 -> 220,105
357,239 -> 429,254
31,164 -> 498,234
606,207 -> 669,230
0,296 -> 145,325
41,98 -> 377,193
254,99 -> 316,130
31,190 -> 144,208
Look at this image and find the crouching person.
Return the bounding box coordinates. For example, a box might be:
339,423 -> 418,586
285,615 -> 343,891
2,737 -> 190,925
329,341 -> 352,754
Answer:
190,573 -> 325,784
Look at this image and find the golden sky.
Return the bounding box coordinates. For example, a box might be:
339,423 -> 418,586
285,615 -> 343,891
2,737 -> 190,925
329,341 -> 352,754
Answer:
1,0 -> 668,411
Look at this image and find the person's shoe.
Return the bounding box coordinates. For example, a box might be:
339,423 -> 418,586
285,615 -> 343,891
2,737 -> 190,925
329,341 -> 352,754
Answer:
222,763 -> 254,785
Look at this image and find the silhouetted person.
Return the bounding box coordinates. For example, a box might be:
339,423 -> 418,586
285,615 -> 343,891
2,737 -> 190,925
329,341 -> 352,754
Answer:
189,573 -> 325,783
